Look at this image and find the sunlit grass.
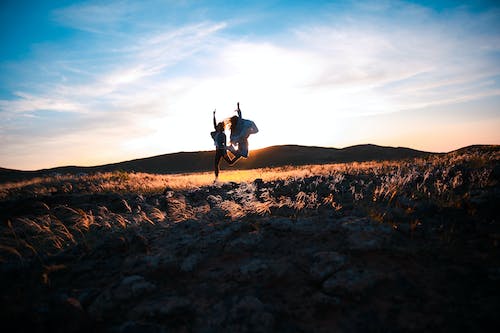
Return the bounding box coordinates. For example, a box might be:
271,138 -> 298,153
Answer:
0,145 -> 498,263
1,146 -> 498,201
0,161 -> 404,198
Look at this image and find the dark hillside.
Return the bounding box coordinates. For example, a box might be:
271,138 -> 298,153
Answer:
0,144 -> 431,182
235,144 -> 431,169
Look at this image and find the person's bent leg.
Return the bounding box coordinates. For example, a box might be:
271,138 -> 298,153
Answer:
225,153 -> 241,165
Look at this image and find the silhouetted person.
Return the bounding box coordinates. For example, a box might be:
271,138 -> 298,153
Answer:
227,102 -> 259,163
211,109 -> 235,180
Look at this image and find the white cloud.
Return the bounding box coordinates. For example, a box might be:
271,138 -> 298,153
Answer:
2,1 -> 500,169
52,0 -> 139,34
0,92 -> 85,113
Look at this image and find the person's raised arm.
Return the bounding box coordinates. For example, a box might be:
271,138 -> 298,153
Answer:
213,109 -> 217,130
236,102 -> 242,118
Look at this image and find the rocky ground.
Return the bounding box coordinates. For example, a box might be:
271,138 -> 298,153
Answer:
1,147 -> 499,332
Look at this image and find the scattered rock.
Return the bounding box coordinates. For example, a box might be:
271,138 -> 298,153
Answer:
228,296 -> 275,332
342,218 -> 392,250
186,188 -> 209,203
239,259 -> 269,277
226,231 -> 263,252
312,291 -> 342,306
129,296 -> 192,319
309,251 -> 348,282
180,253 -> 202,272
77,288 -> 100,308
115,275 -> 157,300
87,289 -> 114,320
88,275 -> 156,320
322,268 -> 381,295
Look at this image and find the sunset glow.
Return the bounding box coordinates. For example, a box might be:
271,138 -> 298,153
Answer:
1,1 -> 499,170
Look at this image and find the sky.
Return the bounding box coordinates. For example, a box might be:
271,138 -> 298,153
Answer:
1,0 -> 499,170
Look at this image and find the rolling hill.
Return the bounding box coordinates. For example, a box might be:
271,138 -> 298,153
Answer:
0,144 -> 432,182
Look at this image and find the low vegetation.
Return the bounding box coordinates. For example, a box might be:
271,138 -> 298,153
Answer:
0,145 -> 498,332
1,145 -> 498,262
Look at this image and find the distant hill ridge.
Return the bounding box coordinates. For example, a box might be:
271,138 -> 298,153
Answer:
0,144 -> 439,182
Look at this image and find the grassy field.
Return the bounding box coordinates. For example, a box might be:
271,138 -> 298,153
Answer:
0,145 -> 499,332
1,145 -> 498,261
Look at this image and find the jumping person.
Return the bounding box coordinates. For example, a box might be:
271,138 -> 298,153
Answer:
211,109 -> 235,180
227,102 -> 259,163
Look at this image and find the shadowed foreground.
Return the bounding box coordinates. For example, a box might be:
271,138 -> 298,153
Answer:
0,146 -> 499,332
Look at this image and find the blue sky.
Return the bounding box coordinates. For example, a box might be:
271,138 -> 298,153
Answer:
1,0 -> 499,170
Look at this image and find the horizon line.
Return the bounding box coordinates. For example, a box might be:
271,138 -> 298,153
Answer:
2,142 -> 498,173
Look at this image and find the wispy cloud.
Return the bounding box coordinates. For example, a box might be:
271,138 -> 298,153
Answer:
1,0 -> 499,169
0,92 -> 85,113
0,12 -> 230,168
0,19 -> 227,111
52,0 -> 139,34
290,4 -> 500,113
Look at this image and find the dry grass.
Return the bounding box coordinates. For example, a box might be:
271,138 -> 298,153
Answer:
2,146 -> 498,199
0,146 -> 498,263
0,161 -> 404,199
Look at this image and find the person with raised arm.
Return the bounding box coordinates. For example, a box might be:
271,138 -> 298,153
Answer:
210,109 -> 235,181
227,102 -> 259,163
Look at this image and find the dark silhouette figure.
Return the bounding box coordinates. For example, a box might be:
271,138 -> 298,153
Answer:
227,102 -> 259,164
211,109 -> 235,180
